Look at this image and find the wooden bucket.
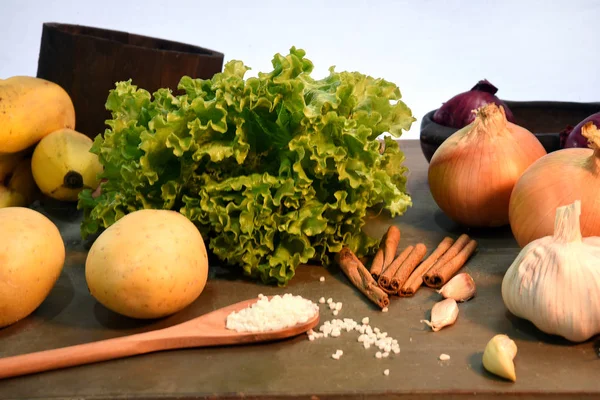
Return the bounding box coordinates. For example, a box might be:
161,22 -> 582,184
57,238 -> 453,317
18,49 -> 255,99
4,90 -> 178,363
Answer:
36,22 -> 224,139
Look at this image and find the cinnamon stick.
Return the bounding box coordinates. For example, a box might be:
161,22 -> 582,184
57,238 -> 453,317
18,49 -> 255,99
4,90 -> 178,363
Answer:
336,247 -> 390,309
390,243 -> 427,291
399,236 -> 454,297
422,234 -> 471,288
369,251 -> 385,282
378,245 -> 413,290
423,238 -> 478,288
379,285 -> 399,295
369,225 -> 401,281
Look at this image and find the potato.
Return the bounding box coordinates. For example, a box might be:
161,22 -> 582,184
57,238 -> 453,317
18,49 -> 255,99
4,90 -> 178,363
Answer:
85,209 -> 209,319
0,207 -> 66,328
0,76 -> 75,153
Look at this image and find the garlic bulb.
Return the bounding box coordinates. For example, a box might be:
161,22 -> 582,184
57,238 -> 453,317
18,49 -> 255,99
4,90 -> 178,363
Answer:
501,200 -> 600,342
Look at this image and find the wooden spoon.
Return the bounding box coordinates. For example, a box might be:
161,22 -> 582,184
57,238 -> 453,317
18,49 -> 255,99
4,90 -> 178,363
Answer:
0,297 -> 319,380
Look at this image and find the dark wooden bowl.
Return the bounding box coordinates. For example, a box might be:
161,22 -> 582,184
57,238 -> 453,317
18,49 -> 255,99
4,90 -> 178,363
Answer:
420,100 -> 600,162
36,22 -> 225,139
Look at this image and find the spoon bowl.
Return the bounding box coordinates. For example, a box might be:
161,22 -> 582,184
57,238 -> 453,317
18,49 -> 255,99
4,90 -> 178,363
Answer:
0,296 -> 320,380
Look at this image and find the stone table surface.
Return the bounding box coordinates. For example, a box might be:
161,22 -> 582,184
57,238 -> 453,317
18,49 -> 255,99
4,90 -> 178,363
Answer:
0,140 -> 598,400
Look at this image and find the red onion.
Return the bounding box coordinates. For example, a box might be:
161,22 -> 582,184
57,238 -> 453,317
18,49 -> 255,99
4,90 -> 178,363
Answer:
433,80 -> 515,129
92,178 -> 107,198
563,112 -> 600,148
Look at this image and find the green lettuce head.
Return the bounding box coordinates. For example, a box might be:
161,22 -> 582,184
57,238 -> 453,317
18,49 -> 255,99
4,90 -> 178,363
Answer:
78,47 -> 415,286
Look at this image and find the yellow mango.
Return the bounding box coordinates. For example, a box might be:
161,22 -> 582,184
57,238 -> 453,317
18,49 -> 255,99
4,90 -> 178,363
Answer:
86,210 -> 209,319
0,76 -> 75,153
0,207 -> 65,328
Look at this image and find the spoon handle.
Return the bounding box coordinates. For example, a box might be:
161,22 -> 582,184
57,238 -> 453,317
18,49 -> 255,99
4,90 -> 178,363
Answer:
0,330 -> 165,379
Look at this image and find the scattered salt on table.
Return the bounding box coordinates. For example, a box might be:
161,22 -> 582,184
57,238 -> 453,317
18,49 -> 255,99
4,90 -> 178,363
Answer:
312,316 -> 400,358
439,353 -> 451,361
331,349 -> 343,360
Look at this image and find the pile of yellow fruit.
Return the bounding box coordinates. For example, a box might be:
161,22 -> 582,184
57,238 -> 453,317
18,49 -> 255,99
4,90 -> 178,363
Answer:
0,76 -> 103,207
0,78 -> 210,329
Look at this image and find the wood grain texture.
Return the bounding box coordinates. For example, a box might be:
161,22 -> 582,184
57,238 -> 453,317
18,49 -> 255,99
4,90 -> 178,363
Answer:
0,297 -> 318,379
36,23 -> 224,139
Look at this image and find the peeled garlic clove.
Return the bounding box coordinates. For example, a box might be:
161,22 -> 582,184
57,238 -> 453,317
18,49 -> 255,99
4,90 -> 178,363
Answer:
437,273 -> 476,302
420,298 -> 458,332
482,334 -> 518,382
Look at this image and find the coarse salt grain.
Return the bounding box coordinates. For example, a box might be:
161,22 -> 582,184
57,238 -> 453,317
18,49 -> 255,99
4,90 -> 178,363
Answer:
319,297 -> 326,304
331,349 -> 343,360
382,307 -> 389,313
362,317 -> 370,325
226,294 -> 318,333
333,310 -> 339,316
320,276 -> 325,282
384,369 -> 390,376
439,353 -> 451,361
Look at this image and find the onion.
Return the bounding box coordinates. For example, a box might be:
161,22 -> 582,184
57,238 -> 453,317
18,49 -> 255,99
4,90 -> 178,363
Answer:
428,103 -> 546,228
509,122 -> 600,247
91,178 -> 107,198
563,112 -> 600,148
433,80 -> 516,129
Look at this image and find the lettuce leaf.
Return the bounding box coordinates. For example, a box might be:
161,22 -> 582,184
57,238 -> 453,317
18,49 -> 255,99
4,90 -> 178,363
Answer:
78,47 -> 415,286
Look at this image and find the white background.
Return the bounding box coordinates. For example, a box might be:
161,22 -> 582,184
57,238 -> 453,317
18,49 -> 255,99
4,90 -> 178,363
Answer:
2,0 -> 598,139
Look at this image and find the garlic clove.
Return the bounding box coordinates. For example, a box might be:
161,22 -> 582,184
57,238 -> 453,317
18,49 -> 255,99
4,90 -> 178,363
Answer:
420,298 -> 459,332
437,273 -> 476,302
482,334 -> 518,382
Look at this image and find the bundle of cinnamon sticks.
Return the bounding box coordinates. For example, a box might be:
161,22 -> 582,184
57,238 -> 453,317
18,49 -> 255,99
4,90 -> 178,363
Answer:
336,225 -> 478,309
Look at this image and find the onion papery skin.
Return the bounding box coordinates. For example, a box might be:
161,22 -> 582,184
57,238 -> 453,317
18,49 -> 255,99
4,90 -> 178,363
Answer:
509,148 -> 600,247
428,105 -> 547,228
564,112 -> 600,149
432,80 -> 515,129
